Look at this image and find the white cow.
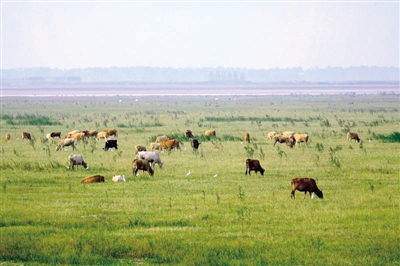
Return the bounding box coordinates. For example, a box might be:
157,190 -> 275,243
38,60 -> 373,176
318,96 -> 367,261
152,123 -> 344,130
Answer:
67,154 -> 89,170
112,175 -> 126,182
136,151 -> 163,168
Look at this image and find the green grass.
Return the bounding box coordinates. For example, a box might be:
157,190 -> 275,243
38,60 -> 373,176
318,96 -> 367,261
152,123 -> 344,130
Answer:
1,94 -> 399,265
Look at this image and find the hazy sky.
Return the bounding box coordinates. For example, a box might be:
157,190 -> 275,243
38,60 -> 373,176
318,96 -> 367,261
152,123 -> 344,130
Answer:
2,1 -> 399,70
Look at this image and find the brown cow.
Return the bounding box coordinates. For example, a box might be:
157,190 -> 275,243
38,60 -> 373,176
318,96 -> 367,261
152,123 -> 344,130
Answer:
244,133 -> 250,143
86,130 -> 98,138
21,132 -> 32,140
293,133 -> 309,147
291,178 -> 323,199
273,134 -> 295,148
155,135 -> 169,143
81,175 -> 105,183
135,144 -> 147,154
266,131 -> 277,140
56,138 -> 76,151
4,133 -> 10,142
104,129 -> 118,138
161,139 -> 181,151
66,130 -> 81,138
70,132 -> 86,142
205,130 -> 216,137
281,131 -> 295,137
245,159 -> 265,176
132,158 -> 154,177
185,129 -> 193,138
347,132 -> 360,142
96,131 -> 108,141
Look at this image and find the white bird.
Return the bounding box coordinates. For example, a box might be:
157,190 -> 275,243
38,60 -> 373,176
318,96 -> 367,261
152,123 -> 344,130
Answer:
213,173 -> 218,178
186,171 -> 191,177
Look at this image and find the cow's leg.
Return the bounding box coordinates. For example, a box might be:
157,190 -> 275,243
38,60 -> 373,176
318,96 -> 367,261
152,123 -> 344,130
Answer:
291,190 -> 295,198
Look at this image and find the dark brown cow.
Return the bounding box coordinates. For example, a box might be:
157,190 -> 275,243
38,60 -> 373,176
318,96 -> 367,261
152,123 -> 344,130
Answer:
81,175 -> 105,183
50,132 -> 61,138
347,132 -> 360,142
132,158 -> 154,177
21,131 -> 32,140
273,134 -> 295,148
244,133 -> 250,143
245,159 -> 265,176
161,139 -> 181,151
191,139 -> 201,150
291,178 -> 323,199
104,129 -> 118,138
185,129 -> 193,138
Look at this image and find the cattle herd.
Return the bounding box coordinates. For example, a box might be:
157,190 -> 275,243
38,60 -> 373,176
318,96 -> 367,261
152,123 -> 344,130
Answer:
4,129 -> 362,199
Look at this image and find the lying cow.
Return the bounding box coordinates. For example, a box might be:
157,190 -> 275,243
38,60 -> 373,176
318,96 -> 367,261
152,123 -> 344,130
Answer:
245,159 -> 265,176
347,132 -> 360,142
21,131 -> 32,140
191,139 -> 201,150
244,133 -> 250,143
293,133 -> 309,147
137,151 -> 163,168
56,138 -> 76,151
291,177 -> 323,199
132,158 -> 154,177
104,139 -> 118,151
273,134 -> 295,148
112,175 -> 126,182
67,154 -> 89,170
81,175 -> 104,183
161,139 -> 180,151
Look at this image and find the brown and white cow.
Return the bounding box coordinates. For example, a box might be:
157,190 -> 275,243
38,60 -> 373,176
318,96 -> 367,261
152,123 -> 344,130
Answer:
67,154 -> 89,170
81,175 -> 104,183
46,132 -> 61,140
205,130 -> 216,137
56,138 -> 76,151
104,129 -> 118,138
4,133 -> 10,142
21,132 -> 32,140
245,159 -> 265,176
132,158 -> 154,177
273,134 -> 295,148
293,133 -> 309,147
347,132 -> 360,142
244,133 -> 250,143
185,129 -> 193,138
266,131 -> 277,140
161,139 -> 181,151
291,178 -> 323,199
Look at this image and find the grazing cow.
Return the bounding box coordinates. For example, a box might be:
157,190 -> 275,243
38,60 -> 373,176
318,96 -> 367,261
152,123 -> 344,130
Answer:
135,144 -> 147,153
4,133 -> 10,142
66,130 -> 81,138
104,129 -> 118,138
293,133 -> 309,147
155,135 -> 169,143
67,154 -> 89,170
112,175 -> 126,182
132,158 -> 154,177
96,131 -> 108,141
281,131 -> 295,137
291,178 -> 323,199
244,133 -> 250,143
150,142 -> 162,151
161,139 -> 181,151
347,132 -> 360,142
86,130 -> 98,138
56,138 -> 76,151
245,159 -> 265,176
266,131 -> 277,140
104,139 -> 118,151
21,132 -> 32,140
70,132 -> 86,142
81,175 -> 104,183
137,151 -> 163,168
185,129 -> 193,138
205,130 -> 216,137
273,134 -> 295,148
191,139 -> 201,150
46,132 -> 61,140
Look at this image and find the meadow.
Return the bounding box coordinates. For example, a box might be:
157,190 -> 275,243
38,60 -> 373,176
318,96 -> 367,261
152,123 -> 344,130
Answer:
1,92 -> 399,265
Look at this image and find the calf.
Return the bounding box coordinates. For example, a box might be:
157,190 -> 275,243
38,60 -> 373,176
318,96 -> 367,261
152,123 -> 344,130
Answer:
81,175 -> 104,183
67,154 -> 89,170
104,139 -> 118,151
347,132 -> 360,142
245,159 -> 265,176
191,139 -> 201,150
291,178 -> 323,199
137,151 -> 163,168
132,158 -> 154,177
21,131 -> 32,140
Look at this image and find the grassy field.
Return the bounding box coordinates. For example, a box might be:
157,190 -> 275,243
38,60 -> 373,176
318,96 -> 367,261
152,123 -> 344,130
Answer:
1,93 -> 399,265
